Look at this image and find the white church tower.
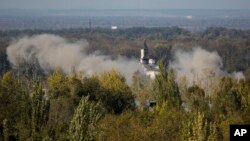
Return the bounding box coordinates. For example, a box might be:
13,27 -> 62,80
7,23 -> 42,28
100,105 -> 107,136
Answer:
140,40 -> 149,64
140,40 -> 159,79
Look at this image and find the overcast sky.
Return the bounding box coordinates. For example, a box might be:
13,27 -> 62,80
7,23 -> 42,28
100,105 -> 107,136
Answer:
1,0 -> 250,10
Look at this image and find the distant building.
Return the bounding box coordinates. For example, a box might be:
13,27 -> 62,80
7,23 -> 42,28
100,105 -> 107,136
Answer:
140,40 -> 159,79
140,40 -> 149,64
111,26 -> 118,30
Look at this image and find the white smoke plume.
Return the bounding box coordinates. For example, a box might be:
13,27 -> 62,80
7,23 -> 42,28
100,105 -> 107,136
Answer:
6,34 -> 143,84
169,48 -> 245,88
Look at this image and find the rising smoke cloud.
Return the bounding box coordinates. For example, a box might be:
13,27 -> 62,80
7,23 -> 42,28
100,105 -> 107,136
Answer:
169,48 -> 245,87
6,34 -> 143,84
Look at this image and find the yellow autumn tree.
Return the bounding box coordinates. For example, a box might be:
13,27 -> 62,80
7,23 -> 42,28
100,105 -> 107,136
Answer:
48,68 -> 69,98
98,69 -> 134,114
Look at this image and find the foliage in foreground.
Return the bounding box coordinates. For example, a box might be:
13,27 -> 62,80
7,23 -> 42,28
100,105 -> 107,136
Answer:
0,65 -> 249,141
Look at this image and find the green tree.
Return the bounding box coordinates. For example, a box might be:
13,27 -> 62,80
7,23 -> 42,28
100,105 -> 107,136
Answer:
48,69 -> 69,98
211,77 -> 241,118
31,81 -> 50,140
99,70 -> 135,114
182,112 -> 219,141
153,60 -> 182,109
186,85 -> 209,113
0,71 -> 22,140
2,119 -> 9,141
47,71 -> 78,140
81,76 -> 103,101
68,96 -> 103,141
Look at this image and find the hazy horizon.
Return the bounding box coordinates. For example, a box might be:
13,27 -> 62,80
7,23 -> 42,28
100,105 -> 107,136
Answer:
1,8 -> 250,10
1,0 -> 250,10
1,9 -> 250,30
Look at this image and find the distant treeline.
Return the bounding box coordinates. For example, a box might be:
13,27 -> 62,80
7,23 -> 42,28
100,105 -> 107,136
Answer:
1,26 -> 250,39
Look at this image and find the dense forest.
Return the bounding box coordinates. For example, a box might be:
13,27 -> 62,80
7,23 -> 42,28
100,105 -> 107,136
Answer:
0,27 -> 250,141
